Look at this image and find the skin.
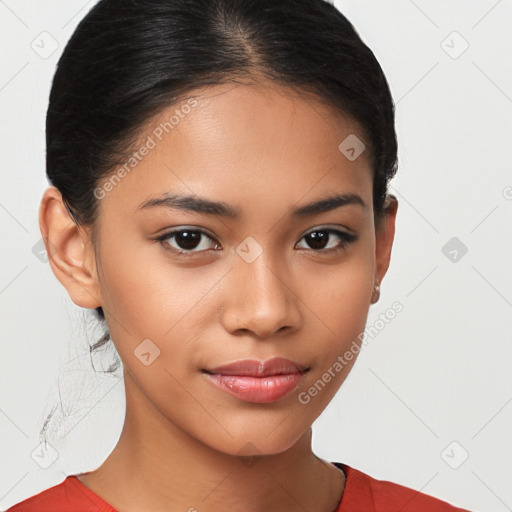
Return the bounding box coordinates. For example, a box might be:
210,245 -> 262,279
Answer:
40,80 -> 398,512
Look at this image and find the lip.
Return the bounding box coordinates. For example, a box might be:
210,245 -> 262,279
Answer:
205,357 -> 309,377
202,357 -> 310,403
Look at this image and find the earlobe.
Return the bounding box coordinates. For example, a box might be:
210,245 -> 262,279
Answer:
38,186 -> 102,310
374,194 -> 398,288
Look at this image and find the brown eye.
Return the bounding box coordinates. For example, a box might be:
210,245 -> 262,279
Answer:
296,228 -> 357,252
157,229 -> 220,255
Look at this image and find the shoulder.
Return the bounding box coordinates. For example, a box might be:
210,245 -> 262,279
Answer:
4,475 -> 117,512
335,463 -> 469,512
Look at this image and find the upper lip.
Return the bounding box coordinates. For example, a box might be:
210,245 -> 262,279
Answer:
203,357 -> 309,377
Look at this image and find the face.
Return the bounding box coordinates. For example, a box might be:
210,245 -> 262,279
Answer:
45,81 -> 396,456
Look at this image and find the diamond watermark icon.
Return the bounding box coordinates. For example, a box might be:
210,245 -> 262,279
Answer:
32,237 -> 57,263
442,236 -> 468,263
338,134 -> 365,161
31,31 -> 59,59
31,441 -> 59,469
441,31 -> 469,60
134,338 -> 161,366
237,441 -> 262,468
441,441 -> 469,469
236,236 -> 263,264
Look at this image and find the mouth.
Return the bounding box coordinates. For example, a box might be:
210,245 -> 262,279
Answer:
202,357 -> 310,403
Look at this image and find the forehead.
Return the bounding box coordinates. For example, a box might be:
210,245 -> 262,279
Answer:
98,81 -> 373,221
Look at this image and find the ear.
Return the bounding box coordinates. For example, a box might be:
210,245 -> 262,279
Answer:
38,186 -> 102,310
374,194 -> 398,288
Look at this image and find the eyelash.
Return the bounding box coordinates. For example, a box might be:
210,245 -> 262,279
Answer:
155,227 -> 358,257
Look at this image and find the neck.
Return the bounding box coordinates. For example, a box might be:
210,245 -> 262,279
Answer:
78,371 -> 346,512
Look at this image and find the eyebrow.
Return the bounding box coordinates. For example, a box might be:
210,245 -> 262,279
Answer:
137,192 -> 367,218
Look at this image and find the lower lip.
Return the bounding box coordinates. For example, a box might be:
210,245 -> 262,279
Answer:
204,372 -> 306,403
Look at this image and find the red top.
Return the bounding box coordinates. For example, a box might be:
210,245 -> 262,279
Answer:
5,463 -> 468,511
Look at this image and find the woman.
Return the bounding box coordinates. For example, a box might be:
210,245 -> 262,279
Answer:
6,0 -> 468,510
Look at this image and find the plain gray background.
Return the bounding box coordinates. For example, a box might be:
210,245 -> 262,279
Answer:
1,1 -> 511,511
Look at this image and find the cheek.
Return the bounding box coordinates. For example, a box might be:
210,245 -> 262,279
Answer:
304,256 -> 373,337
294,268 -> 372,418
95,238 -> 229,383
97,235 -> 213,332
298,250 -> 374,399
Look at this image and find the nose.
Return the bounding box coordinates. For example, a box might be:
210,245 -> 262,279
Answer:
220,253 -> 302,339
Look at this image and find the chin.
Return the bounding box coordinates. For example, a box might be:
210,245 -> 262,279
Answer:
206,427 -> 307,460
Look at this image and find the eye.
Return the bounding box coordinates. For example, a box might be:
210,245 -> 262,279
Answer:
156,228 -> 220,256
296,228 -> 357,253
155,226 -> 357,257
